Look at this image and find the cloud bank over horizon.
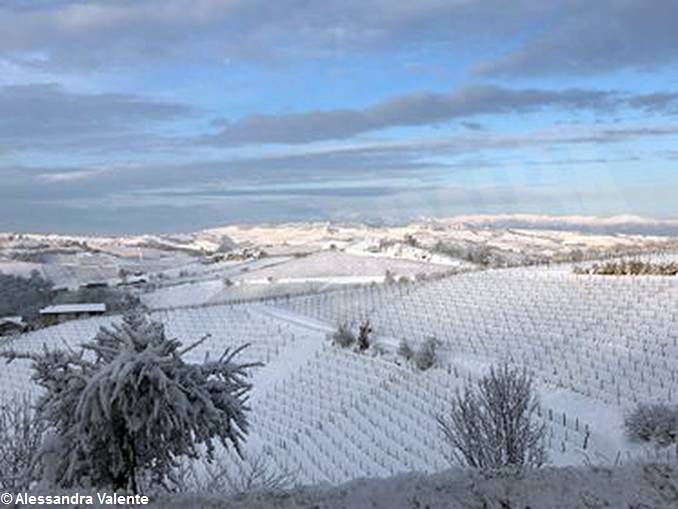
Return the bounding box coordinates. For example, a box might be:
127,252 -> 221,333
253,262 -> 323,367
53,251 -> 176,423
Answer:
1,0 -> 677,233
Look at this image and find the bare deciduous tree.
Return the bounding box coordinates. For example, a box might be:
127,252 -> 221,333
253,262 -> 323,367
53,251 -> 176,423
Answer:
0,395 -> 47,491
437,364 -> 546,473
624,402 -> 678,446
330,322 -> 356,348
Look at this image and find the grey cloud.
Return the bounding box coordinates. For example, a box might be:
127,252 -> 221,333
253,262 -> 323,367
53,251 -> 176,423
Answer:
1,119 -> 676,233
310,124 -> 678,162
0,83 -> 191,136
0,1 -> 559,70
3,1 -> 676,79
476,0 -> 678,76
3,177 -> 674,235
0,83 -> 193,153
209,110 -> 366,145
626,92 -> 678,114
207,85 -> 618,145
460,122 -> 485,131
3,120 -> 676,203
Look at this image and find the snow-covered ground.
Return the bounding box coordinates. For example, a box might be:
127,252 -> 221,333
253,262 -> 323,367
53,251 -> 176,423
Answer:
2,217 -> 678,505
139,249 -> 459,308
4,214 -> 677,292
172,463 -> 678,509
18,463 -> 678,508
3,260 -> 678,490
224,250 -> 457,282
141,280 -> 225,309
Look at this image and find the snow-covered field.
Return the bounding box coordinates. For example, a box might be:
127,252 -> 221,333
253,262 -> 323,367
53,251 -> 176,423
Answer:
3,259 -> 678,491
228,250 -> 459,281
140,280 -> 225,309
15,463 -> 678,508
138,249 -> 459,309
3,217 -> 678,507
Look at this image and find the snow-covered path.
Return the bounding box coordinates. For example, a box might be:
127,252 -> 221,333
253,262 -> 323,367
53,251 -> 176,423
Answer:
251,303 -> 335,334
247,306 -> 328,403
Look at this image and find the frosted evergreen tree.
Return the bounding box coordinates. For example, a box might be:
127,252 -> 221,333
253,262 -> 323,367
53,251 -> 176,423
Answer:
1,312 -> 258,492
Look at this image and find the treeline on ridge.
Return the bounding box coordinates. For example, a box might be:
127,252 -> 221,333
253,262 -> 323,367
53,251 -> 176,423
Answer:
574,260 -> 678,276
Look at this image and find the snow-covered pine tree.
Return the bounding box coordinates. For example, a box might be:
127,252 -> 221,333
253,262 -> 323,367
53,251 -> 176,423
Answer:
1,312 -> 258,492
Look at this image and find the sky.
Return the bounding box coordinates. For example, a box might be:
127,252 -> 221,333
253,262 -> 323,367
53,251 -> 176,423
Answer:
1,0 -> 677,234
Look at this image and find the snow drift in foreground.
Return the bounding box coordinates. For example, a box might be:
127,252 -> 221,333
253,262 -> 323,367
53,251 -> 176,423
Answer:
19,463 -> 677,508
161,463 -> 678,508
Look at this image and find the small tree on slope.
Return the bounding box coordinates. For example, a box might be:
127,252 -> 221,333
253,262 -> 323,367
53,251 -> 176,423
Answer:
437,364 -> 546,473
356,320 -> 372,351
1,312 -> 258,492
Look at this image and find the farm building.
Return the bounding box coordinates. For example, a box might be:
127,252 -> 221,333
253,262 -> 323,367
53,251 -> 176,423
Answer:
39,303 -> 107,325
0,316 -> 26,336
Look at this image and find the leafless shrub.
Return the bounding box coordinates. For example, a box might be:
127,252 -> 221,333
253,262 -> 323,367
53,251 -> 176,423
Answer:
397,339 -> 414,361
624,402 -> 678,446
414,272 -> 429,282
0,395 -> 47,491
212,453 -> 297,497
414,337 -> 440,371
357,320 -> 372,351
437,364 -> 546,473
330,322 -> 356,348
175,452 -> 297,497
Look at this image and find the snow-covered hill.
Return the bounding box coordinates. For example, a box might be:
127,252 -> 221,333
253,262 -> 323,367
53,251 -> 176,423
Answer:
2,216 -> 678,505
3,213 -> 678,279
3,260 -> 678,490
